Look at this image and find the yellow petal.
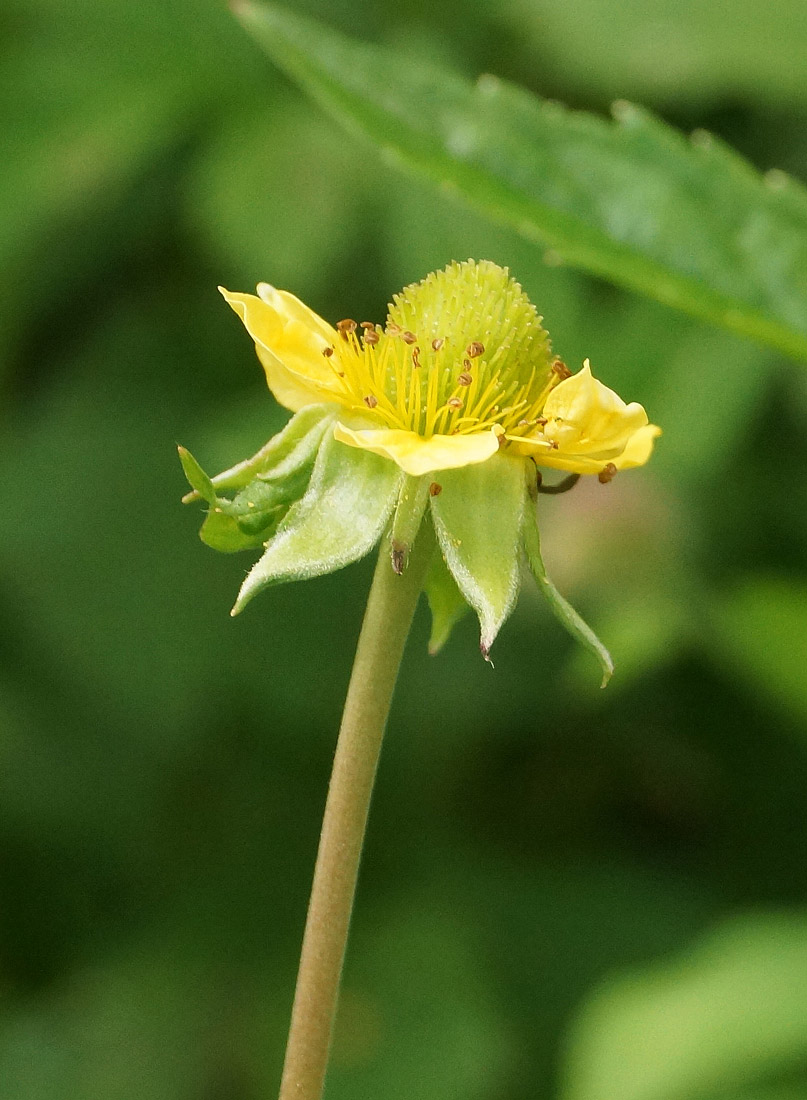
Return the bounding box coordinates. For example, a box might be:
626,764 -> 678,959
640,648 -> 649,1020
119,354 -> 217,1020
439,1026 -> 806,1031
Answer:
219,286 -> 343,412
610,422 -> 663,470
333,424 -> 501,477
256,282 -> 339,346
509,360 -> 661,474
542,361 -> 649,455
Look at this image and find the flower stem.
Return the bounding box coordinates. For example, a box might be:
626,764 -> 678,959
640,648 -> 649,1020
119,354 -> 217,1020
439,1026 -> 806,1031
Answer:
277,524 -> 434,1100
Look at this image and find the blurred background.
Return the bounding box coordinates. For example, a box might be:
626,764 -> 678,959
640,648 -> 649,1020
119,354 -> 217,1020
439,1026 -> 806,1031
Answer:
2,0 -> 807,1097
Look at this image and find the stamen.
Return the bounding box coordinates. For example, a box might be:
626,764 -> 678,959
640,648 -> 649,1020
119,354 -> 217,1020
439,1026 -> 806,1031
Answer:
598,462 -> 618,484
429,482 -> 443,496
328,263 -> 563,441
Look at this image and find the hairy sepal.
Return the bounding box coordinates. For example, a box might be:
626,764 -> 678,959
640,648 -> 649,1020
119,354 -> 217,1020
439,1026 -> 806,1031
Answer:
179,446 -> 268,552
232,433 -> 403,614
390,474 -> 430,574
429,453 -> 526,659
179,408 -> 334,553
424,550 -> 471,655
180,404 -> 335,503
523,503 -> 614,688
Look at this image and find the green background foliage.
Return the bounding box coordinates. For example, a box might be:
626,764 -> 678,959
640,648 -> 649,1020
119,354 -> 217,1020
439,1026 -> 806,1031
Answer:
2,1 -> 807,1097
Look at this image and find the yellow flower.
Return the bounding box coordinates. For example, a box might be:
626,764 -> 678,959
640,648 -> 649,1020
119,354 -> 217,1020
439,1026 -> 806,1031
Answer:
220,260 -> 659,479
507,361 -> 661,475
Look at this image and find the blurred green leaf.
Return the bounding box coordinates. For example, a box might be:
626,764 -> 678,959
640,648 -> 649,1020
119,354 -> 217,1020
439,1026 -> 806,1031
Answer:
642,326 -> 775,485
561,913 -> 807,1100
185,100 -> 370,295
330,898 -> 512,1100
235,1 -> 807,363
502,0 -> 807,108
710,576 -> 807,726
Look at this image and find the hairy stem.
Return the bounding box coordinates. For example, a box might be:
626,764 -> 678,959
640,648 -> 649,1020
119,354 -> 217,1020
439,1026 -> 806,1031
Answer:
277,525 -> 433,1100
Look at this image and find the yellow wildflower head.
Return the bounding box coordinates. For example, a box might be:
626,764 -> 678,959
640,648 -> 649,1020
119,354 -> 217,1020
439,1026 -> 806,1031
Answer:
183,259 -> 661,677
221,259 -> 659,479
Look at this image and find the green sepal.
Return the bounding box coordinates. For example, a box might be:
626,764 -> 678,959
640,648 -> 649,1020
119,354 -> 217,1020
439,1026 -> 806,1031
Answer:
424,550 -> 470,655
390,474 -> 430,574
522,502 -> 614,688
231,434 -> 403,614
177,446 -> 217,505
199,506 -> 277,553
178,447 -> 274,552
227,478 -> 290,534
180,404 -> 335,503
429,453 -> 526,659
180,408 -> 334,553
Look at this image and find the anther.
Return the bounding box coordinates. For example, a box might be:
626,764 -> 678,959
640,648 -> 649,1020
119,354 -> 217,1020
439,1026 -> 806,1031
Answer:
458,372 -> 472,386
322,346 -> 334,357
466,341 -> 485,358
401,330 -> 417,345
536,416 -> 547,425
363,330 -> 380,346
337,319 -> 357,339
360,321 -> 375,329
431,338 -> 445,351
412,346 -> 421,368
448,397 -> 463,409
363,394 -> 378,409
429,482 -> 442,497
598,462 -> 618,484
551,358 -> 572,380
386,322 -> 402,336
391,544 -> 406,575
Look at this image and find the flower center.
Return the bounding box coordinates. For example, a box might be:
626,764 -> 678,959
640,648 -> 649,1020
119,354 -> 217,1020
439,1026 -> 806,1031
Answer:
322,260 -> 564,438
